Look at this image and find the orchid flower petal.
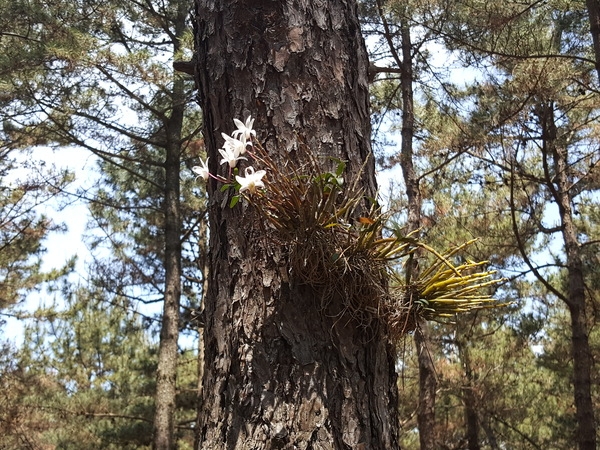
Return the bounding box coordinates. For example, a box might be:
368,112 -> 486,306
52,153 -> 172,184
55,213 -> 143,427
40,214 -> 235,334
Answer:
192,158 -> 210,181
236,166 -> 266,194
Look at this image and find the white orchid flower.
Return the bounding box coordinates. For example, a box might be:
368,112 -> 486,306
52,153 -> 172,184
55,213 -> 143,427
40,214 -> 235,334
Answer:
219,146 -> 246,168
192,158 -> 210,181
236,166 -> 266,194
232,116 -> 256,142
221,132 -> 247,156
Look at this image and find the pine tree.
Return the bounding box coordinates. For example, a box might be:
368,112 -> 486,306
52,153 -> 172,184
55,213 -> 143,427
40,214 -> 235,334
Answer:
13,287 -> 160,449
362,1 -> 599,448
0,0 -> 76,314
435,2 -> 600,448
2,1 -> 207,447
192,0 -> 400,447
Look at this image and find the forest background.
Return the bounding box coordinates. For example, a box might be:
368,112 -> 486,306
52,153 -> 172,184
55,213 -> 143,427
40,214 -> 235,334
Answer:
1,0 -> 599,449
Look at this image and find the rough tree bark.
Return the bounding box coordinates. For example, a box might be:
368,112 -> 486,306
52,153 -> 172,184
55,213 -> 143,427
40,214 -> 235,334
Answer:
192,0 -> 400,448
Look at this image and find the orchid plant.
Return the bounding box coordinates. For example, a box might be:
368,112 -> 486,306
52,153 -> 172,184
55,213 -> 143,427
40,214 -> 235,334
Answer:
192,116 -> 266,205
193,115 -> 507,340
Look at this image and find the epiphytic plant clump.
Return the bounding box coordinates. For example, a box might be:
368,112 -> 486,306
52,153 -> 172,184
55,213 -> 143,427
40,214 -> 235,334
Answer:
194,117 -> 507,340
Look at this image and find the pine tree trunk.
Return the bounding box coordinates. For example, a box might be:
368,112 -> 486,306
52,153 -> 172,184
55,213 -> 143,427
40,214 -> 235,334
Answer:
414,326 -> 436,450
153,3 -> 188,448
554,155 -> 597,450
586,0 -> 600,80
193,1 -> 399,448
456,338 -> 480,450
541,104 -> 596,450
397,12 -> 436,450
153,89 -> 184,450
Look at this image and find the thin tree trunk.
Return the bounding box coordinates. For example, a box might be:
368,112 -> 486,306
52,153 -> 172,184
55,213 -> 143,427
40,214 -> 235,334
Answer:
152,3 -> 188,448
193,1 -> 399,448
586,0 -> 600,80
375,1 -> 437,446
397,12 -> 437,450
456,338 -> 480,450
480,419 -> 499,450
377,0 -> 437,445
153,94 -> 184,450
568,302 -> 595,450
552,151 -> 596,450
540,104 -> 596,450
414,325 -> 437,450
